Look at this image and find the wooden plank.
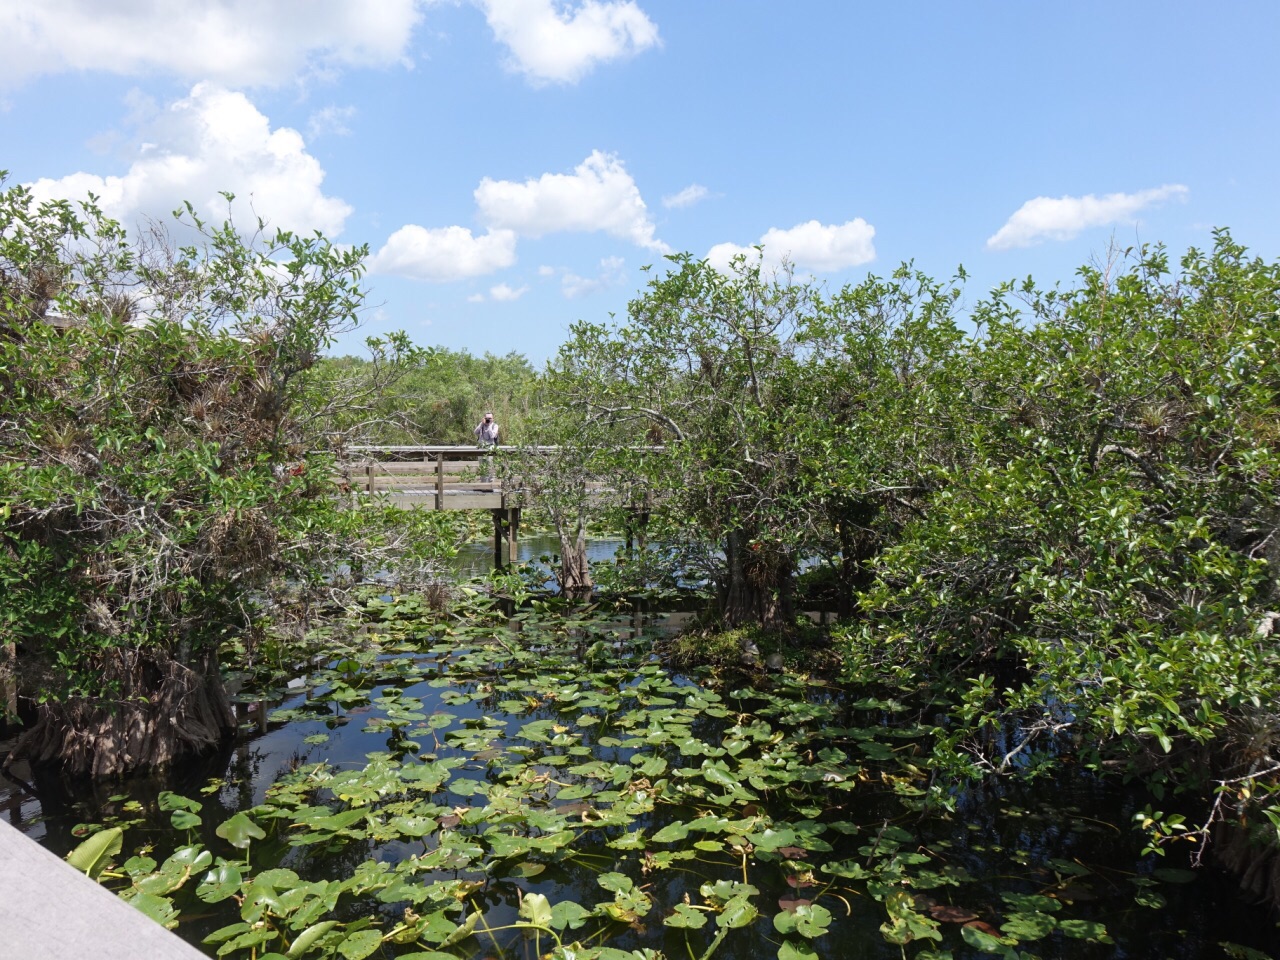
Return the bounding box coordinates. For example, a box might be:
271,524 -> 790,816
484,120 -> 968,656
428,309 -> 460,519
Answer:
0,821 -> 208,960
377,493 -> 506,510
361,462 -> 477,475
443,494 -> 507,510
359,478 -> 496,491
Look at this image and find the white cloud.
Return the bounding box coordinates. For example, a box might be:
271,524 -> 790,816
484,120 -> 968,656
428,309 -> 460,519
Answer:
489,282 -> 529,301
537,264 -> 556,277
25,84 -> 352,236
987,184 -> 1190,250
476,150 -> 668,251
369,225 -> 518,281
707,219 -> 876,274
561,255 -> 626,298
0,0 -> 424,89
307,105 -> 357,139
662,183 -> 708,209
476,0 -> 659,85
467,292 -> 486,303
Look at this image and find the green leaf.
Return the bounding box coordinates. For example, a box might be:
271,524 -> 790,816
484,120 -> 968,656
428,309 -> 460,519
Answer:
128,891 -> 180,929
216,812 -> 266,849
1057,918 -> 1111,942
170,809 -> 203,830
520,892 -> 554,927
66,826 -> 123,879
960,924 -> 1017,955
778,942 -> 819,960
197,864 -> 244,904
549,900 -> 593,930
716,896 -> 758,929
664,904 -> 707,929
337,929 -> 384,960
999,911 -> 1056,940
597,871 -> 634,894
158,791 -> 203,813
651,821 -> 690,843
286,921 -> 338,957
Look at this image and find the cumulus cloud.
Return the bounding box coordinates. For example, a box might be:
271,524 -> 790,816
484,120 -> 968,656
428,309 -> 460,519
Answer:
25,83 -> 352,236
476,0 -> 659,85
986,184 -> 1190,250
707,219 -> 876,274
561,255 -> 626,298
662,183 -> 708,209
0,0 -> 423,89
307,105 -> 357,139
489,282 -> 529,301
369,225 -> 518,281
476,150 -> 667,251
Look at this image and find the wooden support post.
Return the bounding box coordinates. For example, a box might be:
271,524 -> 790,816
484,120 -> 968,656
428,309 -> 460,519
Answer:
508,507 -> 520,564
493,508 -> 505,570
436,454 -> 445,509
366,463 -> 376,495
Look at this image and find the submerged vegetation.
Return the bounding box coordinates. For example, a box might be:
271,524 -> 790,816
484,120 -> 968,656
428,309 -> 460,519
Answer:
4,179 -> 1280,956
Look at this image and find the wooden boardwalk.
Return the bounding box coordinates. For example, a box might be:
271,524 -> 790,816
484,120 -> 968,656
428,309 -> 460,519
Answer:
338,445 -> 657,568
339,444 -> 526,511
339,445 -> 540,567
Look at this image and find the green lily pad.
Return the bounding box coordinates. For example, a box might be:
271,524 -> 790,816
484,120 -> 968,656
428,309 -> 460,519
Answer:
216,812 -> 266,849
716,895 -> 759,929
337,929 -> 384,959
778,941 -> 819,960
664,903 -> 707,929
128,891 -> 180,929
197,864 -> 244,903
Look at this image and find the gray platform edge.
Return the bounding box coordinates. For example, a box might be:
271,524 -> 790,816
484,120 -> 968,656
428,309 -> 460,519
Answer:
0,819 -> 207,959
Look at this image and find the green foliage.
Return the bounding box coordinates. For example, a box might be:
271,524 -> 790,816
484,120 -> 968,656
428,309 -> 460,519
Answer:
831,236 -> 1280,838
537,234 -> 1280,847
314,347 -> 537,444
0,177 -> 445,773
1,180 -> 362,681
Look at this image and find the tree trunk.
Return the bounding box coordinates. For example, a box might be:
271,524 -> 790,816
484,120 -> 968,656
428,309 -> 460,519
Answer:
556,506 -> 594,602
720,531 -> 795,628
722,530 -> 763,627
10,648 -> 236,778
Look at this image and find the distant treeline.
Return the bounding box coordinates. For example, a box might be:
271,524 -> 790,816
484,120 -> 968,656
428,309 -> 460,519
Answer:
315,348 -> 539,445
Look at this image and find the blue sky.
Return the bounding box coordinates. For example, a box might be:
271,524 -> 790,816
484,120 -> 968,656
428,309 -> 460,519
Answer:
3,1 -> 1277,363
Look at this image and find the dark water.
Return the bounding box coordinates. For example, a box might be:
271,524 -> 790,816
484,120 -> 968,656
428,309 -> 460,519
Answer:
451,533 -> 627,582
2,614 -> 1279,959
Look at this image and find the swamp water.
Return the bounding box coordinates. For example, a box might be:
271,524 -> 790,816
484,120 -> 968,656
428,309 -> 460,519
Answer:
3,599 -> 1279,960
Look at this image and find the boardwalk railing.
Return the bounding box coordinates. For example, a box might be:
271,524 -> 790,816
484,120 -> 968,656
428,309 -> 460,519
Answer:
334,444 -> 660,568
336,445 -> 541,511
337,445 -> 533,566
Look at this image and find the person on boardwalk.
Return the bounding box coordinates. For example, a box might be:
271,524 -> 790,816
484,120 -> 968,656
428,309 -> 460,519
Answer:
474,412 -> 499,481
474,412 -> 499,445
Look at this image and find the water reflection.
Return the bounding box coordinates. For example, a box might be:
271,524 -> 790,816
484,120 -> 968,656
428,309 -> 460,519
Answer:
451,533 -> 626,583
